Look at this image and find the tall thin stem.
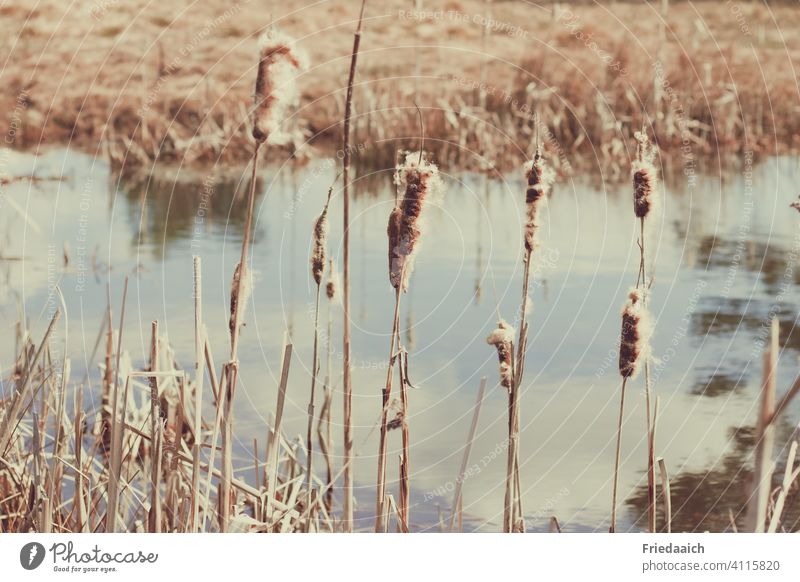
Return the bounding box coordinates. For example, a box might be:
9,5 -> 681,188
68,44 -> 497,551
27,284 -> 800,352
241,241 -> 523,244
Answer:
341,0 -> 367,532
304,283 -> 322,531
638,214 -> 656,532
610,377 -> 629,533
375,285 -> 402,532
221,140 -> 261,531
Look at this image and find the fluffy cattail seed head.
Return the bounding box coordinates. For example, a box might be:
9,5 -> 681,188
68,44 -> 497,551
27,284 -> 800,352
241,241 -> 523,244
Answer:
486,319 -> 516,389
632,131 -> 658,219
252,29 -> 308,145
522,149 -> 555,253
388,151 -> 444,291
311,206 -> 328,285
618,288 -> 651,379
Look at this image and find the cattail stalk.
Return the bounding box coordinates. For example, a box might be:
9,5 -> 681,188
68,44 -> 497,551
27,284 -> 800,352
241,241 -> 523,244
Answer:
611,288 -> 651,532
486,319 -> 516,531
304,193 -> 330,531
317,259 -> 338,513
376,150 -> 442,531
341,0 -> 367,532
220,27 -> 306,531
632,130 -> 659,532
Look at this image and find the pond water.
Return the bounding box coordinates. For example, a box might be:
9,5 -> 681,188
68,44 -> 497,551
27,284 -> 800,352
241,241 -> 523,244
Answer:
1,147 -> 799,532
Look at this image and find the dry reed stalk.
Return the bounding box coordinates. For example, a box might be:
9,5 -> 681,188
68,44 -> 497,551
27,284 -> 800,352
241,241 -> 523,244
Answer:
220,27 -> 304,529
611,288 -> 651,532
219,363 -> 235,531
375,284 -> 403,532
304,194 -> 330,531
657,457 -> 671,533
267,342 -> 293,528
397,350 -> 411,529
101,299 -> 113,451
486,319 -> 516,531
0,311 -> 60,455
746,317 -> 778,532
632,130 -> 659,531
376,150 -> 442,531
148,321 -> 162,533
318,258 -> 338,513
767,441 -> 799,533
200,327 -> 222,529
72,387 -> 88,532
341,0 -> 367,532
105,277 -> 129,533
502,148 -> 555,532
448,377 -> 487,532
191,257 -> 203,532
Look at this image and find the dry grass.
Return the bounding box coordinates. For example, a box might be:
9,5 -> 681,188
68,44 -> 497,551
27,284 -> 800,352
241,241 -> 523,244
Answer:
2,1 -> 800,170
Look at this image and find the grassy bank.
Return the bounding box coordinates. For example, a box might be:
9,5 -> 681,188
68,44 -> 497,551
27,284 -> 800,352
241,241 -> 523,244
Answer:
1,1 -> 799,171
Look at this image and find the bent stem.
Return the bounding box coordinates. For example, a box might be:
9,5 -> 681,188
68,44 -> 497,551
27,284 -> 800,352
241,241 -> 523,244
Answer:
304,283 -> 322,531
610,376 -> 629,533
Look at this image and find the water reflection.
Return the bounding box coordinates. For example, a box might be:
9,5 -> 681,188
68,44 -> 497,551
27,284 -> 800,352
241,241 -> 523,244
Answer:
627,419 -> 800,533
2,148 -> 800,532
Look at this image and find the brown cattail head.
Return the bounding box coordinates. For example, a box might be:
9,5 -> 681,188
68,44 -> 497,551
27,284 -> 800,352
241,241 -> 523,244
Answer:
311,206 -> 328,285
326,259 -> 339,301
523,148 -> 555,253
229,262 -> 251,344
486,319 -> 516,390
388,151 -> 444,291
618,288 -> 652,379
252,29 -> 308,145
632,131 -> 658,219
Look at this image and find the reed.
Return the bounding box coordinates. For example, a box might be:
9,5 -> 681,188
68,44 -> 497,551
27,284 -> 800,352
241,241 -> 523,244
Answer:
304,189 -> 331,531
221,26 -> 306,531
486,319 -> 516,531
376,150 -> 443,532
341,0 -> 367,532
632,130 -> 659,531
611,288 -> 651,532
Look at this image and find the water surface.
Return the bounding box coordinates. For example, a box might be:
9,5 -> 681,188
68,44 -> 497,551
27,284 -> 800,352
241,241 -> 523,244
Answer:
1,147 -> 799,532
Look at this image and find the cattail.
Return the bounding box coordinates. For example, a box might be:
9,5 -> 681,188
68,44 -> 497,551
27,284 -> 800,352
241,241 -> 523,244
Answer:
388,151 -> 444,291
486,319 -> 515,389
228,262 -> 251,342
522,149 -> 555,253
326,259 -> 339,301
632,131 -> 658,219
252,29 -> 308,145
618,288 -> 651,379
311,206 -> 328,285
